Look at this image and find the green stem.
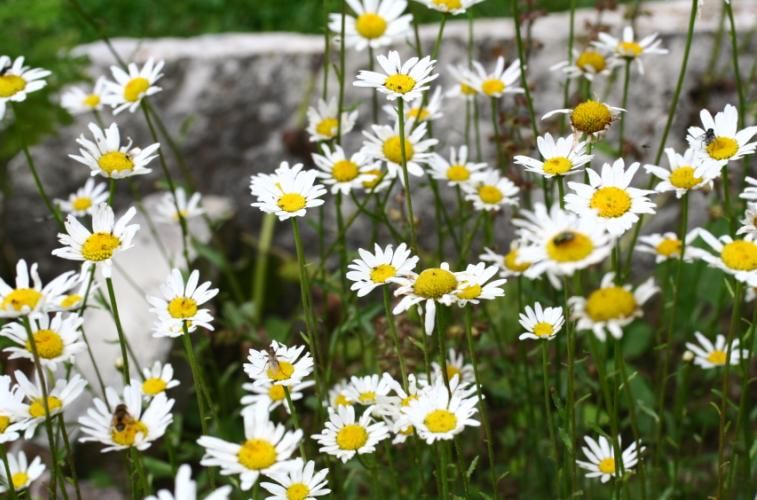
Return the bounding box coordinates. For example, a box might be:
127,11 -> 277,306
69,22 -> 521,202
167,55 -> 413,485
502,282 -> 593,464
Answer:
335,191 -> 348,294
511,0 -> 539,141
438,442 -> 450,500
58,415 -> 82,500
561,0 -> 577,135
105,277 -> 131,384
397,99 -> 418,251
556,176 -> 566,209
616,343 -> 647,500
146,101 -> 198,189
17,137 -> 64,230
383,287 -> 408,390
540,342 -> 560,474
724,2 -> 746,130
1,445 -> 17,500
562,279 -> 577,493
283,386 -> 307,460
368,47 -> 378,122
490,97 -> 504,171
452,437 -> 470,498
253,214 -> 276,323
473,97 -> 483,161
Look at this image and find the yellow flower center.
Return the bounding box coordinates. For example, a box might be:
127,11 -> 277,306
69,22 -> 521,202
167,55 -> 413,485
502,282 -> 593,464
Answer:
167,296 -> 198,319
29,396 -> 63,418
533,322 -> 554,337
358,391 -> 376,404
334,393 -> 352,406
424,409 -> 458,433
585,286 -> 636,322
71,196 -> 93,212
362,169 -> 385,189
315,117 -> 338,138
123,77 -> 150,102
446,165 -> 470,182
286,483 -> 311,500
543,157 -> 573,175
598,457 -> 616,474
706,136 -> 739,161
237,438 -> 278,470
81,232 -> 121,262
400,425 -> 415,436
1,288 -> 42,312
460,83 -> 477,95
504,249 -> 531,272
400,395 -> 418,407
370,264 -> 396,283
277,193 -> 307,213
720,240 -> 757,271
432,0 -> 462,10
336,424 -> 368,450
112,419 -> 149,446
413,268 -> 458,299
355,12 -> 388,39
267,360 -> 295,381
60,294 -> 82,309
331,159 -> 359,182
25,329 -> 64,359
0,75 -> 26,98
576,50 -> 607,72
481,79 -> 505,96
590,186 -> 632,218
570,100 -> 613,134
384,74 -> 416,94
546,231 -> 594,262
456,284 -> 482,300
11,472 -> 29,490
97,151 -> 134,175
382,135 -> 414,164
446,365 -> 461,381
142,377 -> 167,396
478,184 -> 504,204
407,107 -> 430,121
617,41 -> 643,58
707,350 -> 727,365
655,238 -> 681,257
0,415 -> 10,433
268,384 -> 286,401
669,166 -> 702,189
83,93 -> 101,108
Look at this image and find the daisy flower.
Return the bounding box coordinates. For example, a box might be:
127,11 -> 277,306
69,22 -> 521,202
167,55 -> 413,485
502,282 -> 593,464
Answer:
53,273 -> 95,312
644,147 -> 719,198
244,341 -> 314,388
374,374 -> 424,443
311,144 -> 375,195
741,177 -> 757,203
577,434 -> 644,483
312,404 -> 390,463
345,373 -> 394,407
383,86 -> 444,123
16,370 -> 87,438
261,458 -> 331,500
402,376 -> 478,444
737,204 -> 757,238
360,120 -> 437,183
684,331 -> 748,369
55,178 -> 109,217
635,230 -> 699,263
346,242 -> 419,297
327,379 -> 355,408
0,259 -> 78,318
52,203 -> 140,278
393,262 -> 462,335
102,58 -> 164,114
686,104 -> 757,167
514,203 -> 612,279
137,361 -> 180,398
414,0 -> 484,15
542,100 -> 624,138
445,63 -> 478,100
306,97 -> 358,142
1,312 -> 85,369
479,242 -> 533,278
550,48 -> 614,81
241,379 -> 314,414
250,162 -> 327,221
463,169 -> 520,212
518,302 -> 565,341
463,56 -> 523,98
354,50 -> 438,102
429,145 -> 487,187
60,77 -> 107,115
151,310 -> 216,339
329,0 -> 412,51
0,451 -> 45,494
0,55 -> 50,120
155,187 -> 205,223
569,273 -> 658,341
564,159 -> 656,237
452,263 -> 506,305
691,230 -> 757,286
198,403 -> 302,491
79,384 -> 174,452
0,375 -> 28,444
593,26 -> 668,74
145,463 -> 232,500
147,268 -> 219,331
430,348 -> 475,386
514,133 -> 593,179
69,122 -> 160,179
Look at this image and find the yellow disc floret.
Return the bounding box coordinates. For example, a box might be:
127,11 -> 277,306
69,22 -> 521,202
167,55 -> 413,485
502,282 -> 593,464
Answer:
142,378 -> 167,396
81,233 -> 121,262
424,409 -> 458,433
655,238 -> 681,257
617,41 -> 643,58
478,185 -> 504,205
0,75 -> 26,98
543,157 -> 573,175
237,438 -> 278,470
98,151 -> 134,175
571,100 -> 613,135
413,268 -> 458,299
315,117 -> 338,138
286,483 -> 311,500
707,350 -> 727,366
481,79 -> 505,96
83,93 -> 101,108
167,296 -> 198,319
585,286 -> 636,322
720,240 -> 757,271
123,77 -> 150,102
504,249 -> 531,272
1,288 -> 42,312
355,13 -> 388,39
533,322 -> 554,337
456,284 -> 482,300
407,107 -> 430,121
590,187 -> 632,218
446,165 -> 470,182
669,166 -> 702,189
268,384 -> 286,401
546,231 -> 594,263
598,457 -> 616,475
0,415 -> 11,433
277,193 -> 307,213
331,160 -> 359,183
370,264 -> 396,283
29,396 -> 63,418
267,360 -> 295,381
706,136 -> 739,161
11,472 -> 29,490
382,135 -> 414,164
432,0 -> 463,10
384,74 -> 416,94
576,50 -> 607,73
72,196 -> 93,212
336,424 -> 368,450
25,329 -> 64,359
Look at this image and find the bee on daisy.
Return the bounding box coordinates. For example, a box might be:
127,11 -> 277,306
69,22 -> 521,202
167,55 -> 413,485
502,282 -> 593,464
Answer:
550,48 -> 614,81
542,100 -> 624,138
15,370 -> 87,438
244,341 -> 314,388
564,159 -> 656,237
429,145 -> 487,187
0,451 -> 45,494
102,58 -> 164,114
1,312 -> 85,369
145,464 -> 232,500
311,144 -> 375,194
462,169 -> 520,212
55,178 -> 109,217
569,272 -> 658,341
61,77 -> 107,115
690,230 -> 757,286
686,104 -> 757,167
402,376 -> 479,444
644,147 -> 719,198
593,26 -> 668,74
155,187 -> 205,223
329,0 -> 412,51
312,404 -> 390,463
354,50 -> 438,102
518,302 -> 564,341
69,122 -> 160,179
384,86 -> 444,123
360,120 -> 437,182
260,458 -> 331,500
684,331 -> 748,369
576,434 -> 645,483
0,55 -> 50,120
0,259 -> 78,318
463,56 -> 523,99
306,97 -> 359,142
137,361 -> 180,398
635,231 -> 699,263
250,162 -> 327,221
514,133 -> 593,178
